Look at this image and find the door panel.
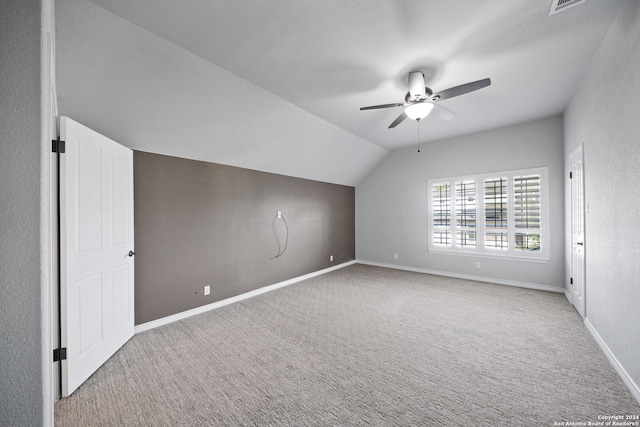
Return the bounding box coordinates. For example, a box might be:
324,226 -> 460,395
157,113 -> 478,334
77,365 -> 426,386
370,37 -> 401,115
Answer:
60,117 -> 134,397
78,274 -> 103,352
76,141 -> 102,252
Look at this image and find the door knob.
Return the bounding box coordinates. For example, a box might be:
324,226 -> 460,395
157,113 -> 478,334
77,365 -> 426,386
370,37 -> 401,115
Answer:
126,250 -> 135,257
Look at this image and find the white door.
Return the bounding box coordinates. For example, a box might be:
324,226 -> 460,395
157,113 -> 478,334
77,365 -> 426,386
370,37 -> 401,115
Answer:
60,117 -> 134,397
570,145 -> 586,317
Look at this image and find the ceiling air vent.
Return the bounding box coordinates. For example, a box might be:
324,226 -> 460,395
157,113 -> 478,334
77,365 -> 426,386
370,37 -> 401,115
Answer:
549,0 -> 586,16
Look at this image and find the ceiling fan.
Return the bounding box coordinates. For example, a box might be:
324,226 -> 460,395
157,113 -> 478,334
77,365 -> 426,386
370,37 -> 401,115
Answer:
360,72 -> 491,128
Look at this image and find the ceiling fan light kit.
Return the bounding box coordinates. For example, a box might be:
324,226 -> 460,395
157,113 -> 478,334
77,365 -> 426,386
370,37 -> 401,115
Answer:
404,102 -> 434,120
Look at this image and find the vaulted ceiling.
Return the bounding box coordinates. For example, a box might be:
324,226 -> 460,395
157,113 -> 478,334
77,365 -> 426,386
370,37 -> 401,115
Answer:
56,0 -> 623,185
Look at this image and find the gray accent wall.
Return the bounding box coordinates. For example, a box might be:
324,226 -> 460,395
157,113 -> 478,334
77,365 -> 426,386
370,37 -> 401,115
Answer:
356,115 -> 565,289
134,151 -> 355,325
564,0 -> 640,396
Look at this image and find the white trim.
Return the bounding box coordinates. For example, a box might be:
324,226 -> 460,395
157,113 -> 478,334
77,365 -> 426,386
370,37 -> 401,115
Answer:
564,288 -> 571,303
135,261 -> 357,334
584,319 -> 640,405
569,144 -> 584,163
356,260 -> 564,294
42,0 -> 56,423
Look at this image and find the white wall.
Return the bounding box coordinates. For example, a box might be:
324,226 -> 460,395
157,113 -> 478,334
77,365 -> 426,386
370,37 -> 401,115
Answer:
0,0 -> 54,425
55,0 -> 387,187
564,0 -> 640,397
356,115 -> 565,290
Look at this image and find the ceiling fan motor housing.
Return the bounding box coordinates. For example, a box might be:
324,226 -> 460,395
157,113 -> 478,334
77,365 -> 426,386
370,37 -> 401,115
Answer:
408,71 -> 427,101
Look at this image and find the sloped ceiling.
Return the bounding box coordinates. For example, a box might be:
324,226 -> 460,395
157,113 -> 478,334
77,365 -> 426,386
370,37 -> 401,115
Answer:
56,0 -> 623,185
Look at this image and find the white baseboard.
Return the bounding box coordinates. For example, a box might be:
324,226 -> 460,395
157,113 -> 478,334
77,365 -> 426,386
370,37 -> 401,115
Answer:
584,319 -> 640,405
135,260 -> 357,334
356,260 -> 564,294
564,288 -> 571,303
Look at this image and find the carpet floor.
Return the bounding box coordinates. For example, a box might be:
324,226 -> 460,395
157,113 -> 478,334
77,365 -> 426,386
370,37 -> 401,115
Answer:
55,264 -> 639,426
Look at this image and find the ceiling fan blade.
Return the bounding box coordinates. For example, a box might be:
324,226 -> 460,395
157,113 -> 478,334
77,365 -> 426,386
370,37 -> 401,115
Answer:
360,103 -> 404,111
430,103 -> 456,121
388,112 -> 408,128
408,71 -> 426,99
432,78 -> 491,101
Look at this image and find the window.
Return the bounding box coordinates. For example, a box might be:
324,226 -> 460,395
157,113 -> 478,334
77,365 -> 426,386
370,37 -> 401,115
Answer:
428,168 -> 549,261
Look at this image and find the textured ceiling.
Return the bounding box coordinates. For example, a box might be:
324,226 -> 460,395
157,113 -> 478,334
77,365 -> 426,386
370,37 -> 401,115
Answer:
88,0 -> 622,151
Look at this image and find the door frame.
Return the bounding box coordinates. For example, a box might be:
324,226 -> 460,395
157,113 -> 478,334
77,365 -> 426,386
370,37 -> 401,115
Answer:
46,1 -> 59,412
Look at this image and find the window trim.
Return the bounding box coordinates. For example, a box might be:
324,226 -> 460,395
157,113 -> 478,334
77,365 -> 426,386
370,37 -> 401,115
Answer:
427,167 -> 550,262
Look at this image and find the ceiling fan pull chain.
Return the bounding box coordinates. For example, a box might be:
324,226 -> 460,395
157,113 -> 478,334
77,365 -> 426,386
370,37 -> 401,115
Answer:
417,119 -> 421,153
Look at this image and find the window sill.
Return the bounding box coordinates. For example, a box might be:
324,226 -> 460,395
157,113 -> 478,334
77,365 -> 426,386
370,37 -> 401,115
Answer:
427,248 -> 550,263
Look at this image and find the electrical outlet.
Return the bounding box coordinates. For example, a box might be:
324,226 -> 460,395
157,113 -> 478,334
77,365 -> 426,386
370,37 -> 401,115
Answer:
475,262 -> 481,269
394,253 -> 399,260
277,211 -> 282,218
330,255 -> 333,262
204,285 -> 210,296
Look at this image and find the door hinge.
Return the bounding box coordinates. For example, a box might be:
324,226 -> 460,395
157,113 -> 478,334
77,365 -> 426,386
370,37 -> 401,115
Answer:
53,347 -> 67,362
570,277 -> 573,285
569,172 -> 573,179
52,139 -> 66,153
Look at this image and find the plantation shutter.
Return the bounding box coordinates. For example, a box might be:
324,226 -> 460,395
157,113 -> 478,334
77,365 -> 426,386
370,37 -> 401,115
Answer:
513,174 -> 541,251
432,183 -> 451,246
